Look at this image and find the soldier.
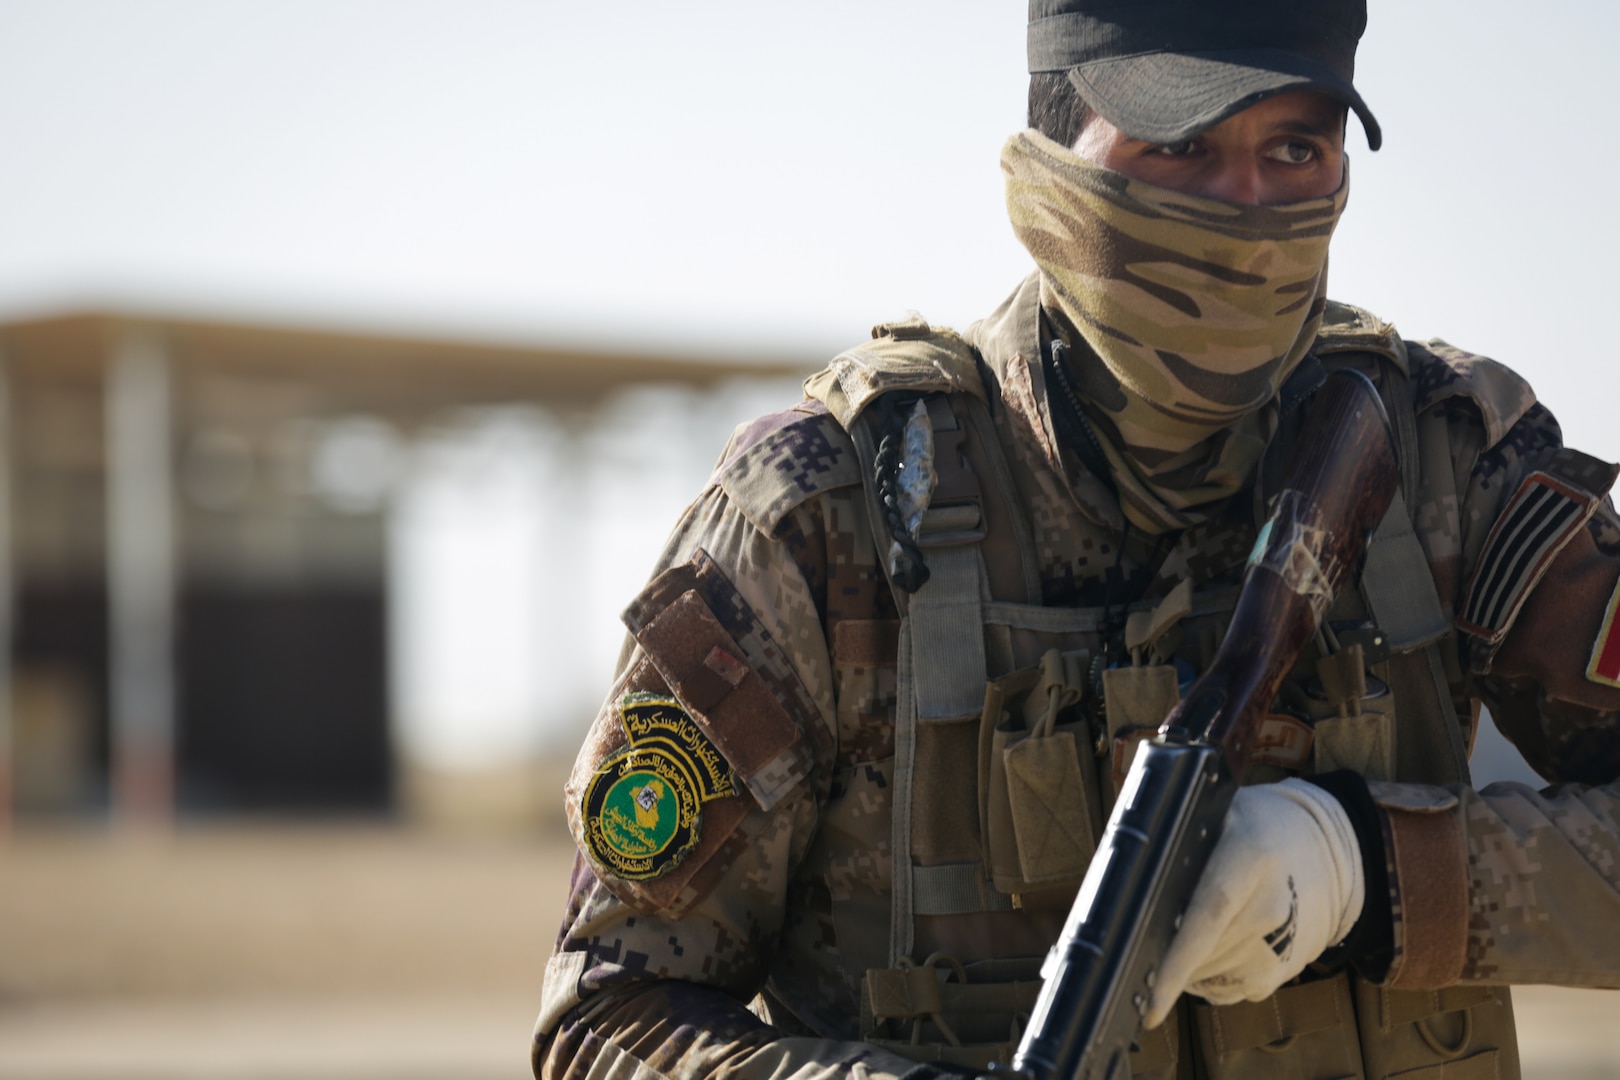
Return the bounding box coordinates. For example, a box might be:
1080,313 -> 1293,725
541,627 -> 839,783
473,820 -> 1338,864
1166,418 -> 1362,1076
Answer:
534,2 -> 1620,1077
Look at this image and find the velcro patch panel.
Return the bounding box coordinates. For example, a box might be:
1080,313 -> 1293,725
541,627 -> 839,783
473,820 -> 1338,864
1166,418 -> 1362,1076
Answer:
623,551 -> 821,810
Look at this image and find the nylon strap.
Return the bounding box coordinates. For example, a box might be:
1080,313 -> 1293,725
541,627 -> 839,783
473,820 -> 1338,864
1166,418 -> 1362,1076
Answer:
909,397 -> 990,722
891,617 -> 920,963
894,548 -> 989,952
912,862 -> 1015,916
1355,350 -> 1449,651
984,585 -> 1239,636
1361,352 -> 1470,782
910,546 -> 989,722
1204,975 -> 1348,1055
1362,490 -> 1450,651
890,395 -> 995,958
1381,984 -> 1499,1028
1424,643 -> 1471,783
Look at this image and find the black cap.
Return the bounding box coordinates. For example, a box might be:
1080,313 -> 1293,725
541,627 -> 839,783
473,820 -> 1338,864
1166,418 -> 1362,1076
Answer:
1028,0 -> 1382,151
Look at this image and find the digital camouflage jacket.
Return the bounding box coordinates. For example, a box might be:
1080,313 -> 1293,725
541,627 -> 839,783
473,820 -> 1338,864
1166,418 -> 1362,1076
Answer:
533,275 -> 1620,1080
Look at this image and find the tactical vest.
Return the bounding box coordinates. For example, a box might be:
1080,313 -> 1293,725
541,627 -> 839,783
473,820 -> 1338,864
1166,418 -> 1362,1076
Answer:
802,308 -> 1521,1080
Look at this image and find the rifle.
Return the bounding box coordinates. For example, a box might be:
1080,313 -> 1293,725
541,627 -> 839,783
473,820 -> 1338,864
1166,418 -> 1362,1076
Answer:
1006,368 -> 1399,1080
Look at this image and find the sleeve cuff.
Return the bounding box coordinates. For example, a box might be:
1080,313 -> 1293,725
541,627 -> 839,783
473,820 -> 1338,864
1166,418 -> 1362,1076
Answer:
1365,781 -> 1470,988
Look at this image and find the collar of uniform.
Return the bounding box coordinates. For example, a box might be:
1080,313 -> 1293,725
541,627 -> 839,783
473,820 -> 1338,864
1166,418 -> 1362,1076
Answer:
967,272 -> 1126,531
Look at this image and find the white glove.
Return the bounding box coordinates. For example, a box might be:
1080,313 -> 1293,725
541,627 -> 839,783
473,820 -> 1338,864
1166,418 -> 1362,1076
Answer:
1144,778 -> 1364,1028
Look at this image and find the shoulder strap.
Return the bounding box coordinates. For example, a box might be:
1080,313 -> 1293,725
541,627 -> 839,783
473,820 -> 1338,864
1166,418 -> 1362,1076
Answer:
889,397 -> 995,958
1359,355 -> 1452,652
809,318 -> 1048,956
904,396 -> 992,721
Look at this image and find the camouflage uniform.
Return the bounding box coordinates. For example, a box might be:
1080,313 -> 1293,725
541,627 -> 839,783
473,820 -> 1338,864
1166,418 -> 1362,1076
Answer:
533,275 -> 1620,1079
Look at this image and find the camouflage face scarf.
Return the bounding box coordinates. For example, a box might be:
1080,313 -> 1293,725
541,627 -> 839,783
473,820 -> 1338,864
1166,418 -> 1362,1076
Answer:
1002,129 -> 1349,533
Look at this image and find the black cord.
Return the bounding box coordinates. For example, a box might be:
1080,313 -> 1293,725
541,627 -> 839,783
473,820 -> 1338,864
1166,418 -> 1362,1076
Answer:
1088,520 -> 1134,714
873,394 -> 931,593
1044,338 -> 1116,495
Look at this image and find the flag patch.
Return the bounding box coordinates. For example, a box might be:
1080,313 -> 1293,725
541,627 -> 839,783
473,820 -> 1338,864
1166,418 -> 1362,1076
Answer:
1587,578 -> 1620,688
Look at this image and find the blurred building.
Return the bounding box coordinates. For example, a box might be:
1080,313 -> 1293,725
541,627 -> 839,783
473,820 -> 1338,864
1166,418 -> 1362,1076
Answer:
0,311 -> 806,827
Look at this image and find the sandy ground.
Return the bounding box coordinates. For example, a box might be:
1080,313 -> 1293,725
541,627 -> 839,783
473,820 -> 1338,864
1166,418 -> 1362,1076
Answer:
0,823 -> 571,1079
0,823 -> 1616,1079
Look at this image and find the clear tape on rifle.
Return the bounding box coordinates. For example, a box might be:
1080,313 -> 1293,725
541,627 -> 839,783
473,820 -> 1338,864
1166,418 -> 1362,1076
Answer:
1249,491 -> 1338,617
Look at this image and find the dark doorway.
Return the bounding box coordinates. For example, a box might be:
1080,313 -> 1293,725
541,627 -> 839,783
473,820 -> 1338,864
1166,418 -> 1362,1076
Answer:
179,586 -> 391,812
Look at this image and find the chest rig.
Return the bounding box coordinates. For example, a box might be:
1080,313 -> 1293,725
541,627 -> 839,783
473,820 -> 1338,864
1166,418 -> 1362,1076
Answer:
805,308 -> 1520,1080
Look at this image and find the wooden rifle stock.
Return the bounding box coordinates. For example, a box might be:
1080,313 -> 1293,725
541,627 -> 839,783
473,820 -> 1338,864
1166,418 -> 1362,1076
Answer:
1005,368 -> 1399,1080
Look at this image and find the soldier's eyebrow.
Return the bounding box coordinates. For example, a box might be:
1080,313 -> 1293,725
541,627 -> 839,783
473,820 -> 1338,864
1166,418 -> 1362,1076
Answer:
1275,118 -> 1341,140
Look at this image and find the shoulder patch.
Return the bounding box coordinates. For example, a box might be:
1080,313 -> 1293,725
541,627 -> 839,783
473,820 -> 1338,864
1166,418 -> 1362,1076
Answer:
1407,339 -> 1537,450
1459,447 -> 1620,654
1314,300 -> 1409,374
711,402 -> 860,537
569,546 -> 827,915
580,693 -> 737,881
563,654 -> 758,916
804,318 -> 985,429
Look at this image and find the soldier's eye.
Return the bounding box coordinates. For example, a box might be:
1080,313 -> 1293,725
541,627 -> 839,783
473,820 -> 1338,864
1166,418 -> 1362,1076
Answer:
1152,140 -> 1200,157
1266,140 -> 1317,165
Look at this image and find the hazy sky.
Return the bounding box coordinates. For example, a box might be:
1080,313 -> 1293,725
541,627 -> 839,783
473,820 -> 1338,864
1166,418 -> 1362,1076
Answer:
3,3 -> 1617,419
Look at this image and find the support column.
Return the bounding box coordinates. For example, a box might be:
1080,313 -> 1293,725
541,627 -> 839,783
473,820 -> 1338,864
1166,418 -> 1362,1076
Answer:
549,407 -> 597,738
107,329 -> 176,827
0,358 -> 12,835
